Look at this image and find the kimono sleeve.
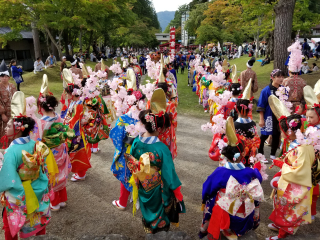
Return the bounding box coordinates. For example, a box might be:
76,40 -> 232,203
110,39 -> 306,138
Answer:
202,168 -> 224,202
160,144 -> 181,191
0,149 -> 22,193
257,87 -> 269,112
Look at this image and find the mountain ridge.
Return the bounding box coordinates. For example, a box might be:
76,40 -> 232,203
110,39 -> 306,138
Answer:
157,11 -> 175,32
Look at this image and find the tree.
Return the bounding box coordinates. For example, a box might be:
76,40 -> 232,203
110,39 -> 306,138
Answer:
274,0 -> 296,72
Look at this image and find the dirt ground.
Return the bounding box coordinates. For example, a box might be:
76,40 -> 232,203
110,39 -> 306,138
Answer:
1,112 -> 320,240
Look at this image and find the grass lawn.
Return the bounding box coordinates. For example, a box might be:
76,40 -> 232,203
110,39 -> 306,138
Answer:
17,56 -> 320,119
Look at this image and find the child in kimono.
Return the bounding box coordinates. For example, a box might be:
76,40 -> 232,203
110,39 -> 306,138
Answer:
0,92 -> 55,240
200,117 -> 264,240
127,89 -> 186,233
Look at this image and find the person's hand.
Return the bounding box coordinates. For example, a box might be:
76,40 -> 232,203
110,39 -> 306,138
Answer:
2,114 -> 8,123
259,119 -> 265,128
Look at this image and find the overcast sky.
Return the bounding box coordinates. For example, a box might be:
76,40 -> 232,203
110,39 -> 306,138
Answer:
152,0 -> 192,12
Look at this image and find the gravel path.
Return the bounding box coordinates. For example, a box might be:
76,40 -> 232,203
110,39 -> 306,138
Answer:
1,94 -> 320,239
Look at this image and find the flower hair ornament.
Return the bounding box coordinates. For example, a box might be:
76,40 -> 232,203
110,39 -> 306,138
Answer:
289,119 -> 299,128
145,112 -> 156,131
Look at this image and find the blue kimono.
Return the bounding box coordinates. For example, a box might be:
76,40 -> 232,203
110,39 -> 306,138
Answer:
256,84 -> 278,135
200,162 -> 262,238
110,112 -> 138,191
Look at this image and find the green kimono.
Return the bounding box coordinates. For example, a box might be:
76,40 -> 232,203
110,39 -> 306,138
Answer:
0,136 -> 51,238
130,135 -> 186,233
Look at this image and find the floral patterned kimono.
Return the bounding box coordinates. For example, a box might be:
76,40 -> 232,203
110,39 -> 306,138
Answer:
129,135 -> 186,233
0,137 -> 52,238
110,111 -> 138,192
31,113 -> 73,193
158,101 -> 178,160
200,162 -> 263,240
269,144 -> 314,235
63,100 -> 91,173
83,96 -> 110,144
0,83 -> 16,140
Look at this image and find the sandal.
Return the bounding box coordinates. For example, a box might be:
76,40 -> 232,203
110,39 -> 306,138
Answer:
71,173 -> 86,182
112,200 -> 125,211
268,223 -> 280,232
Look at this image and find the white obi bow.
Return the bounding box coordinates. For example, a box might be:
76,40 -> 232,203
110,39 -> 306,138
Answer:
217,175 -> 264,217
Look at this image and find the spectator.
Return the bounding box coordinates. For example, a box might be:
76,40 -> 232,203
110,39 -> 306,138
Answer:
315,42 -> 320,61
45,53 -> 57,68
34,57 -> 45,73
302,38 -> 310,60
301,61 -> 311,74
9,59 -> 23,91
262,44 -> 267,56
261,55 -> 270,66
310,63 -> 319,72
60,56 -> 67,79
139,53 -> 147,75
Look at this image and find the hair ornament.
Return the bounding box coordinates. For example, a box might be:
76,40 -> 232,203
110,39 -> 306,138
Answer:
145,113 -> 156,131
233,152 -> 240,162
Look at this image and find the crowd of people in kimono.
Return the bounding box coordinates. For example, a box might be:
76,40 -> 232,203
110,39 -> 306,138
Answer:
0,38 -> 319,240
190,39 -> 320,240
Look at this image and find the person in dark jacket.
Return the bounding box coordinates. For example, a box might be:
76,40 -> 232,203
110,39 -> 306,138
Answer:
9,59 -> 23,91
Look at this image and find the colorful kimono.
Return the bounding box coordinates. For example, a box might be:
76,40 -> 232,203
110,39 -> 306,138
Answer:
63,100 -> 91,173
200,162 -> 263,239
216,97 -> 238,120
0,137 -> 51,238
158,101 -> 178,160
269,145 -> 314,235
110,112 -> 138,192
257,84 -> 279,135
0,83 -> 16,139
235,117 -> 260,166
83,96 -> 110,144
31,113 -> 73,192
130,135 -> 186,233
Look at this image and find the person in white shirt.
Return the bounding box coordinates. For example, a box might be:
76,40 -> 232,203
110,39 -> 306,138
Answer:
301,61 -> 311,74
34,57 -> 45,73
311,63 -> 319,72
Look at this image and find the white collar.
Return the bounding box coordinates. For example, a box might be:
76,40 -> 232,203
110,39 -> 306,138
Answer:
9,136 -> 31,147
224,162 -> 245,170
41,113 -> 59,122
236,117 -> 252,124
139,135 -> 160,144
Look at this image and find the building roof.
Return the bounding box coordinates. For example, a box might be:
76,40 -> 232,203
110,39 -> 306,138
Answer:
0,27 -> 33,39
312,24 -> 320,30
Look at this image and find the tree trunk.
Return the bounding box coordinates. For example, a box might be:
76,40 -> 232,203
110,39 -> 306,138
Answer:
51,41 -> 59,60
63,30 -> 69,55
79,29 -> 83,50
255,16 -> 261,59
268,30 -> 275,61
87,31 -> 93,53
274,0 -> 296,72
44,26 -> 63,59
31,22 -> 41,60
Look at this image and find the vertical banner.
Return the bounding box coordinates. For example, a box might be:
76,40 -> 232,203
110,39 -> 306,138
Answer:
170,27 -> 176,55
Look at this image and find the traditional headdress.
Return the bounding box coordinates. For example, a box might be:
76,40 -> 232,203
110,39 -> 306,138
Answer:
222,59 -> 228,72
11,91 -> 26,119
0,59 -> 9,76
63,68 -> 74,85
145,89 -> 167,132
225,116 -> 238,147
241,78 -> 252,100
287,40 -> 303,73
126,68 -> 137,90
38,74 -> 53,114
313,79 -> 320,103
158,54 -> 166,83
304,85 -> 319,110
164,55 -> 170,65
101,59 -> 106,72
231,64 -> 238,83
204,59 -> 210,67
123,59 -> 129,68
246,57 -> 255,68
268,95 -> 291,120
81,63 -> 90,78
